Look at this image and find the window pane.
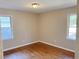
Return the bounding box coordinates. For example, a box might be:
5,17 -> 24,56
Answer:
67,14 -> 77,40
0,17 -> 11,27
0,16 -> 13,40
69,15 -> 77,27
68,27 -> 76,39
1,27 -> 12,40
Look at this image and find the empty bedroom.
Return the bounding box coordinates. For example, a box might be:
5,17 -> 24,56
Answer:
0,0 -> 77,59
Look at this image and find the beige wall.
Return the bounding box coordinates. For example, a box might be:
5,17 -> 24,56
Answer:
0,7 -> 76,52
0,40 -> 3,59
0,9 -> 37,50
76,16 -> 79,59
75,5 -> 79,59
39,7 -> 76,51
0,20 -> 3,59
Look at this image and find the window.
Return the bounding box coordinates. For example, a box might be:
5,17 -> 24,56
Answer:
67,14 -> 77,40
0,16 -> 13,40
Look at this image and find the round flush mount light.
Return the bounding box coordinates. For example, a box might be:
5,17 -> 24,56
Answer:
32,2 -> 40,8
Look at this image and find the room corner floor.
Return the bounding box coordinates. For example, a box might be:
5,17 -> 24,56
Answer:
4,42 -> 74,59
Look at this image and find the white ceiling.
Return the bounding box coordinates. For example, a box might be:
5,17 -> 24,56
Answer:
0,0 -> 77,13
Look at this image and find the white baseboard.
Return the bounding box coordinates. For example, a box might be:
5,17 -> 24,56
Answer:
3,41 -> 39,52
3,41 -> 75,53
38,41 -> 75,53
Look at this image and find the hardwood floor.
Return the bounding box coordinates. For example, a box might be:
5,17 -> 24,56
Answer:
4,42 -> 74,59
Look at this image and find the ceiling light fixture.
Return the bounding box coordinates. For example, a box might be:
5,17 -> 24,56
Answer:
32,2 -> 40,8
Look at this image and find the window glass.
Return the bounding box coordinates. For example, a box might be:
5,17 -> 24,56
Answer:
0,16 -> 13,40
67,14 -> 77,40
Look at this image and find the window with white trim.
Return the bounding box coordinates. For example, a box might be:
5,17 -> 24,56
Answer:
0,16 -> 13,40
67,14 -> 77,40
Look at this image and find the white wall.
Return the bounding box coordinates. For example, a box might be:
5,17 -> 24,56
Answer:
0,9 -> 37,50
39,7 -> 76,51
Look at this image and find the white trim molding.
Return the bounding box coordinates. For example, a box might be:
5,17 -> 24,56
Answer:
3,41 -> 75,53
38,41 -> 75,53
3,41 -> 39,52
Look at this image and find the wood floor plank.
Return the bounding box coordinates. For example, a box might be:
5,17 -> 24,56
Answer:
4,42 -> 74,59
